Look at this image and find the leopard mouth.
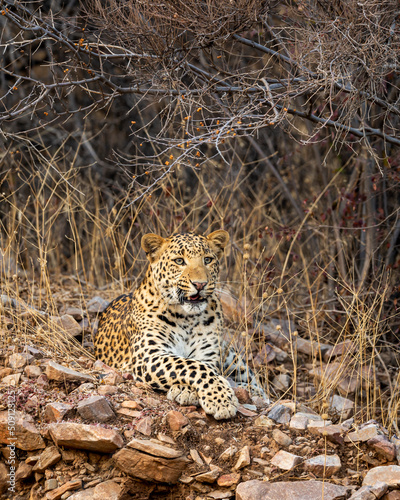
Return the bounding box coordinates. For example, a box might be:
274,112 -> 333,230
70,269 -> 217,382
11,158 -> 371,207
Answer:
183,293 -> 206,304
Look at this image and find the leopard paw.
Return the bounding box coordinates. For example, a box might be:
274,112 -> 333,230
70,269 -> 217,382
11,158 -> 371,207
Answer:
167,384 -> 199,406
198,376 -> 239,420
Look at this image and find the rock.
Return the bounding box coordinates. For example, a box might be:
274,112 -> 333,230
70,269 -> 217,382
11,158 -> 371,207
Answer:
0,367 -> 13,379
270,450 -> 302,471
45,478 -> 59,491
113,438 -> 189,483
195,464 -> 222,483
219,445 -> 238,461
8,353 -> 28,370
64,307 -> 84,320
87,296 -> 110,314
32,446 -> 62,472
272,374 -> 291,391
234,446 -> 251,470
307,419 -> 333,430
345,424 -> 380,443
237,405 -> 258,417
98,385 -> 118,396
234,387 -> 253,404
102,371 -> 123,385
117,408 -> 142,419
77,395 -> 115,422
309,424 -> 346,445
48,422 -> 124,453
15,461 -> 33,481
329,394 -> 354,419
52,314 -> 82,337
363,465 -> 400,487
290,413 -> 313,430
0,411 -> 45,450
272,429 -> 292,447
236,480 -> 350,500
43,402 -> 74,423
68,480 -> 122,500
367,435 -> 397,461
0,373 -> 21,386
190,449 -> 204,465
208,490 -> 235,499
24,365 -> 42,378
304,454 -> 341,478
254,415 -> 274,428
324,340 -> 356,361
46,361 -> 94,383
0,462 -> 8,494
310,362 -> 360,395
121,400 -> 143,410
135,416 -> 152,436
217,472 -> 241,487
382,492 -> 400,500
349,482 -> 388,500
165,410 -> 189,431
267,404 -> 292,424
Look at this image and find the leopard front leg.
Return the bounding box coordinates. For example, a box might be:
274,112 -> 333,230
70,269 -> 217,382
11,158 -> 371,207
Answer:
134,353 -> 238,420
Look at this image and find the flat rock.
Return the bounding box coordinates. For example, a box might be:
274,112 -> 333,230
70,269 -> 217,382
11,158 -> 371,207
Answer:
77,395 -> 115,422
135,416 -> 152,436
24,365 -> 42,378
87,296 -> 110,314
217,472 -> 241,487
272,374 -> 291,391
310,424 -> 346,445
270,450 -> 302,471
46,361 -> 94,382
349,482 -> 388,500
45,479 -> 83,500
32,446 -> 62,472
0,373 -> 21,386
195,464 -> 222,483
304,454 -> 341,478
363,465 -> 400,487
345,424 -> 380,443
254,415 -> 274,428
48,422 -> 124,453
8,353 -> 28,370
114,438 -> 189,483
0,410 -> 45,450
272,428 -> 292,447
68,480 -> 122,500
236,480 -> 350,500
219,446 -> 238,461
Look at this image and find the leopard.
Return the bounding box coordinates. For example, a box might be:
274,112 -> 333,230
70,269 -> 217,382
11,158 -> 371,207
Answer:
94,230 -> 266,420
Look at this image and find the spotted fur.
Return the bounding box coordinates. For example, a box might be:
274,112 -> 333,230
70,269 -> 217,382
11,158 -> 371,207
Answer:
95,230 -> 265,420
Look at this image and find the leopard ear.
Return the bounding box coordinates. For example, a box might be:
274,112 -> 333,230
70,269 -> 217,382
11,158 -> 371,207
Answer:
206,230 -> 229,258
141,233 -> 165,262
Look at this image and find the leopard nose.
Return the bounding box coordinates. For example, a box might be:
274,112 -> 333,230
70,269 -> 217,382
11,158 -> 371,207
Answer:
192,281 -> 207,291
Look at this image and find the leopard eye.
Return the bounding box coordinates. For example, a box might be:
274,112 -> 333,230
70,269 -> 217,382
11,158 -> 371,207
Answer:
174,258 -> 185,265
204,256 -> 213,265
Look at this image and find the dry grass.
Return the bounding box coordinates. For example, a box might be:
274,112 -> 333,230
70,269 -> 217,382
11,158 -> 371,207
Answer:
0,141 -> 399,433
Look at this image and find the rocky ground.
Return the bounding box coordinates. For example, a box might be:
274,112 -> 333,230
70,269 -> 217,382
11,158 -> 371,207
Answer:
0,292 -> 399,500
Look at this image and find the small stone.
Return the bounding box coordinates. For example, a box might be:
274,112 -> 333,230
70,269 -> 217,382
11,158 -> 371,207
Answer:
117,408 -> 142,419
254,415 -> 274,428
98,385 -> 118,396
64,307 -> 84,320
46,361 -> 94,382
45,478 -> 59,491
24,365 -> 42,378
0,410 -> 45,450
48,422 -> 124,453
121,400 -> 143,410
190,449 -> 204,465
195,464 -> 222,483
310,424 -> 346,445
0,367 -> 13,379
217,472 -> 241,487
272,429 -> 292,447
87,296 -> 110,313
382,492 -> 400,500
289,414 -> 310,430
8,353 -> 28,370
272,374 -> 291,391
102,371 -> 123,385
307,419 -> 333,430
345,424 -> 380,443
367,435 -> 397,461
219,446 -> 238,461
349,482 -> 388,500
43,402 -> 74,423
270,450 -> 302,471
77,395 -> 115,422
234,387 -> 252,404
135,416 -> 152,436
207,490 -> 235,499
32,446 -> 62,472
165,410 -> 189,431
267,404 -> 292,424
15,462 -> 33,481
234,446 -> 251,470
237,405 -> 258,417
52,314 -> 82,337
330,394 -> 354,419
304,454 -> 341,478
363,465 -> 400,487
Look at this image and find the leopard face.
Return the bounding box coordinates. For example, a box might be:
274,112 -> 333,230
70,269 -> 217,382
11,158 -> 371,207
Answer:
141,231 -> 229,315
